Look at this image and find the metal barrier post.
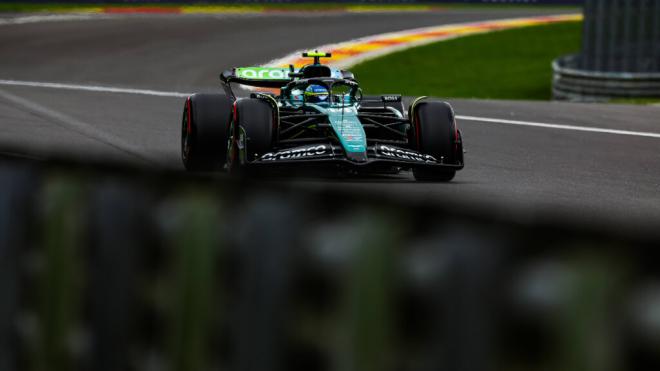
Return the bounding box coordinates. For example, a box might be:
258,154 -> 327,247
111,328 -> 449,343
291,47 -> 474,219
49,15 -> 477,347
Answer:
88,181 -> 148,371
232,193 -> 298,371
164,194 -> 223,371
0,164 -> 36,371
32,176 -> 85,371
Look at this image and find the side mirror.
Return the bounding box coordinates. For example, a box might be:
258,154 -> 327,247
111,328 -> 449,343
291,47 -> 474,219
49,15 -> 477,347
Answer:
331,84 -> 355,106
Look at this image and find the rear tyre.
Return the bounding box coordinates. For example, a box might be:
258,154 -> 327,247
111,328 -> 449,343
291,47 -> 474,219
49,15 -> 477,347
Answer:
181,93 -> 232,171
227,98 -> 274,173
410,100 -> 458,182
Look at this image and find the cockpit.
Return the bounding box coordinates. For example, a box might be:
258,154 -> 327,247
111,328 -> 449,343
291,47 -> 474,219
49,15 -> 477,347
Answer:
282,79 -> 360,108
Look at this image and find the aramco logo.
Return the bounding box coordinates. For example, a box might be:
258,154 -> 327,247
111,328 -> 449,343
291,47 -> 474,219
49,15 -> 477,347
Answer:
238,68 -> 287,80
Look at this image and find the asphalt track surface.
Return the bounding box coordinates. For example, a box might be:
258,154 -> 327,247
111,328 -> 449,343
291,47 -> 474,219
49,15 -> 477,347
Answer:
1,9 -> 659,226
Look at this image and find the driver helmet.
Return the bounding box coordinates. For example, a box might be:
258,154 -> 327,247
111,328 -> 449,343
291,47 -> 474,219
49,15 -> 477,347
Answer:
304,84 -> 329,104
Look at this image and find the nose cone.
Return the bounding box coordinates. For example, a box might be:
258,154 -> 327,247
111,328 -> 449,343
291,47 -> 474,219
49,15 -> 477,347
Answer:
346,151 -> 368,163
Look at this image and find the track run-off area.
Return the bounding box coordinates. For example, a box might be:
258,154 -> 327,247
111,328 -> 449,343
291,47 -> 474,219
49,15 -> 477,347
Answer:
0,8 -> 659,225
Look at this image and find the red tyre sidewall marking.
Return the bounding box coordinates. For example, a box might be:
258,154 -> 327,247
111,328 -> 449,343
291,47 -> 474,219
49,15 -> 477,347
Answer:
454,123 -> 459,158
186,97 -> 192,134
229,101 -> 239,168
414,109 -> 421,151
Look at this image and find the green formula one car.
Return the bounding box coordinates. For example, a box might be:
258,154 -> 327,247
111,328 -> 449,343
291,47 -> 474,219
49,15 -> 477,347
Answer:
181,51 -> 464,181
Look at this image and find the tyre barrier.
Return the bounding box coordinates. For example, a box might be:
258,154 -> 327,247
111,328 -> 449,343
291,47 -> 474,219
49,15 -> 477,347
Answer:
0,157 -> 659,371
552,54 -> 660,101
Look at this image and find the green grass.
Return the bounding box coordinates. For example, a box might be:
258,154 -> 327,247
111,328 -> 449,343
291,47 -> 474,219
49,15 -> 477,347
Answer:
352,21 -> 582,101
0,2 -> 580,13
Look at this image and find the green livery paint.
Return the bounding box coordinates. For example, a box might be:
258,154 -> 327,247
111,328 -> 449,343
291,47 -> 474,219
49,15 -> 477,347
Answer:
309,104 -> 367,153
235,67 -> 290,80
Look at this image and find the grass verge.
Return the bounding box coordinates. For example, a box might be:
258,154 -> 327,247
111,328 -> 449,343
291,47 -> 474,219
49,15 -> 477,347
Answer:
351,21 -> 582,101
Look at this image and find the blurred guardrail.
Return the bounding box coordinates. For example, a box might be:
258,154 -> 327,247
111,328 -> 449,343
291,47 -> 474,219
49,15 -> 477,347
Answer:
553,0 -> 660,101
1,157 -> 659,371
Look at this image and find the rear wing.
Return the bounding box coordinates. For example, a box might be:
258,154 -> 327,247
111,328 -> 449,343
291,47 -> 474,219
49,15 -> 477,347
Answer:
220,50 -> 349,90
220,67 -> 293,88
220,66 -> 355,94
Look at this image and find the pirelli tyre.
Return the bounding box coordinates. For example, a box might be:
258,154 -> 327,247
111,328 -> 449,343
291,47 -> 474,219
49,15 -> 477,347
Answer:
410,100 -> 458,182
227,98 -> 274,173
181,93 -> 232,171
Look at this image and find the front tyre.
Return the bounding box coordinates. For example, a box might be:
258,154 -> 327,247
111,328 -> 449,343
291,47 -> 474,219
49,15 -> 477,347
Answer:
181,93 -> 232,171
410,100 -> 459,182
227,98 -> 274,174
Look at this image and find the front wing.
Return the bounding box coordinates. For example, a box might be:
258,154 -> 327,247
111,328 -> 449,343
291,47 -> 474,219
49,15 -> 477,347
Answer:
250,143 -> 464,171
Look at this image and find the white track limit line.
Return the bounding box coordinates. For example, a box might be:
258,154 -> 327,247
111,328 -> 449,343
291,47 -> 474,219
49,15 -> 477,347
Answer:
0,88 -> 160,165
0,79 -> 189,98
456,115 -> 660,140
1,79 -> 659,140
0,14 -> 105,26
